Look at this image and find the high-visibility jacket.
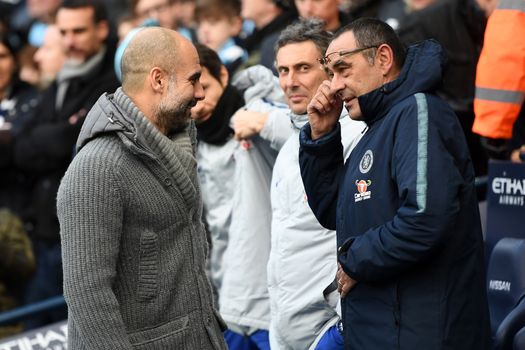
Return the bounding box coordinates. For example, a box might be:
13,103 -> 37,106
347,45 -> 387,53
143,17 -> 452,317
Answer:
472,0 -> 525,139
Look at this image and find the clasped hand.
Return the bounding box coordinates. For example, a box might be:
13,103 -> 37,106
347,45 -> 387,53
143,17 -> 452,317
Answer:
337,262 -> 357,298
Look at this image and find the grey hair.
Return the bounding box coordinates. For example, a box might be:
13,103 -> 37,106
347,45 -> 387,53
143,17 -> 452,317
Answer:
275,18 -> 333,58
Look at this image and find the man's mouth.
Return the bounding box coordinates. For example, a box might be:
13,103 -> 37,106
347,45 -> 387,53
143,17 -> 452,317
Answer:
288,94 -> 305,103
343,97 -> 356,110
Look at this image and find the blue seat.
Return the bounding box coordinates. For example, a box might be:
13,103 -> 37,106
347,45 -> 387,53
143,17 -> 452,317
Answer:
487,238 -> 525,349
514,326 -> 525,349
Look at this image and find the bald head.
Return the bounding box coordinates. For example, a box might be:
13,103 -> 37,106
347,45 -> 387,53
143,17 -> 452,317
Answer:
118,26 -> 204,135
121,27 -> 189,92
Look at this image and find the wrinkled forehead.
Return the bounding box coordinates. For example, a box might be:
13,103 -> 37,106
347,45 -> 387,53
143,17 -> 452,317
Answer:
325,31 -> 357,59
176,40 -> 201,77
57,6 -> 96,27
276,41 -> 323,66
180,39 -> 199,64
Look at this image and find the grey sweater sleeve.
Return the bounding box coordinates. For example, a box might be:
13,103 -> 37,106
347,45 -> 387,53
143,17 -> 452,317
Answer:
57,149 -> 132,349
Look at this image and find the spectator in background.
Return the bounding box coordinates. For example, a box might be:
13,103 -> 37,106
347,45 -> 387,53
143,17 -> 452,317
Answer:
34,25 -> 66,88
9,0 -> 62,49
116,13 -> 139,44
341,0 -> 406,30
238,0 -> 297,74
0,37 -> 37,320
472,0 -> 525,163
191,43 -> 245,306
14,0 -> 119,329
190,44 -> 293,350
220,64 -> 292,349
57,26 -> 227,350
132,0 -> 197,41
26,0 -> 63,47
299,18 -> 490,349
17,44 -> 40,87
404,0 -> 434,11
102,0 -> 130,29
173,0 -> 197,30
133,0 -> 174,28
397,0 -> 490,176
0,208 -> 35,338
294,0 -> 350,32
195,0 -> 247,74
0,32 -> 39,227
267,19 -> 364,350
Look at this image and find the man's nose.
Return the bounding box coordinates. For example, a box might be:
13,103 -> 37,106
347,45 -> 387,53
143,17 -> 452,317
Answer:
285,71 -> 298,89
302,1 -> 315,16
330,73 -> 344,96
194,81 -> 205,101
62,32 -> 75,48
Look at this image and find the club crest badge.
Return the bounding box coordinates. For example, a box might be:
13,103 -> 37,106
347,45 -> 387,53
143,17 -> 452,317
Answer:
355,180 -> 372,202
359,150 -> 373,174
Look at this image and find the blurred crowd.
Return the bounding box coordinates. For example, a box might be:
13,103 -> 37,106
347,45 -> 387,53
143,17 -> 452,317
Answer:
0,0 -> 523,345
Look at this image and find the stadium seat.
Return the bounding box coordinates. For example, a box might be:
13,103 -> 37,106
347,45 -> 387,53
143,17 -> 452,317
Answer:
487,238 -> 525,349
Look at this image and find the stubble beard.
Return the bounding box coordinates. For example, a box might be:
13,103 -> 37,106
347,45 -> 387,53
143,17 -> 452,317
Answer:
155,95 -> 196,134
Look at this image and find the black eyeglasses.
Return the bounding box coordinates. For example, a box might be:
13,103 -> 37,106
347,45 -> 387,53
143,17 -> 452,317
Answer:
318,45 -> 380,67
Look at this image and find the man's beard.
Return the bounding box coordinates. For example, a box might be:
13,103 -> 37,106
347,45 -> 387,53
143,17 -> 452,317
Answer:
155,96 -> 197,134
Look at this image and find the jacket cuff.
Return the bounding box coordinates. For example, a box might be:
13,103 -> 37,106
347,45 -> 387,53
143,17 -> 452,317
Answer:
299,122 -> 341,156
338,237 -> 354,255
337,237 -> 358,279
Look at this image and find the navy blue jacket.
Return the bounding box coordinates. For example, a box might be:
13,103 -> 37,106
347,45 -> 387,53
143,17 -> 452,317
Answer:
299,40 -> 490,349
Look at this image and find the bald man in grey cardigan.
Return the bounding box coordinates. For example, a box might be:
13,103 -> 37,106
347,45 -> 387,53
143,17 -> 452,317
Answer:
57,27 -> 227,350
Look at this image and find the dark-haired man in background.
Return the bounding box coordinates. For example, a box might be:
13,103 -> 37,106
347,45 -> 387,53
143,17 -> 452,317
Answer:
14,0 -> 119,328
238,0 -> 297,74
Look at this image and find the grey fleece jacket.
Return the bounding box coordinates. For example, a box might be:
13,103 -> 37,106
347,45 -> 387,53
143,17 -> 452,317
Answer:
57,88 -> 227,350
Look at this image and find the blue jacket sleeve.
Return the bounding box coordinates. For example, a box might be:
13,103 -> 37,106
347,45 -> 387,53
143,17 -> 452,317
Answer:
339,95 -> 469,283
299,122 -> 345,230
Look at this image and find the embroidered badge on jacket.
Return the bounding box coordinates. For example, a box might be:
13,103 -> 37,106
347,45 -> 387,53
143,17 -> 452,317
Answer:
354,180 -> 372,202
359,150 -> 373,174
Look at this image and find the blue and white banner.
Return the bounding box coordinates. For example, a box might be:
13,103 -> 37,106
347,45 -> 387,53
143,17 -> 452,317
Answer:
0,321 -> 67,350
486,160 -> 525,256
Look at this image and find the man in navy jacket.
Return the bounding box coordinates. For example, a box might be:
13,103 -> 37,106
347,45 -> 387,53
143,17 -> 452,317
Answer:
299,18 -> 490,349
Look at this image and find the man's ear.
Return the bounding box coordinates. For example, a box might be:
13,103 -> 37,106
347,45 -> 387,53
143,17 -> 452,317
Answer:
228,16 -> 243,37
377,44 -> 394,76
96,20 -> 110,42
219,65 -> 229,86
149,67 -> 165,93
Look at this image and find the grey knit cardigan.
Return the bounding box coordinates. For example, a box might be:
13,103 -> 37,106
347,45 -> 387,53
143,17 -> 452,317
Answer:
57,88 -> 227,350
